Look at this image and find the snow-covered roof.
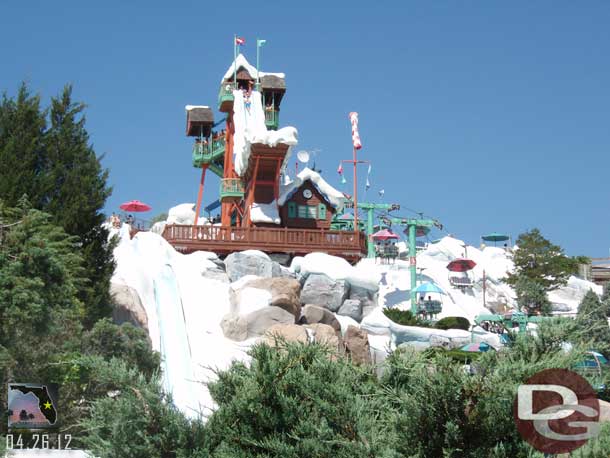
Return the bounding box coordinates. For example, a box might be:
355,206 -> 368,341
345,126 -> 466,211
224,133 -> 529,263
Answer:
278,167 -> 346,211
250,202 -> 281,225
221,54 -> 285,83
185,105 -> 209,111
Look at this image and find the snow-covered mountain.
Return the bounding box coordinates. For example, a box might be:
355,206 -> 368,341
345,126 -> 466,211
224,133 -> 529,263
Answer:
109,224 -> 600,418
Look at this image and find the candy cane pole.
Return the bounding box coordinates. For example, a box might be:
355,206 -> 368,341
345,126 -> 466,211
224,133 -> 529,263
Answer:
349,112 -> 362,232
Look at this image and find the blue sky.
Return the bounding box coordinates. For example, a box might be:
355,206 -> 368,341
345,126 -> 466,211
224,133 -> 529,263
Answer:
2,1 -> 609,256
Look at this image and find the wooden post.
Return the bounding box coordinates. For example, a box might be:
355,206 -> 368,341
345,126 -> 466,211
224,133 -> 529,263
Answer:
194,165 -> 208,226
244,157 -> 260,227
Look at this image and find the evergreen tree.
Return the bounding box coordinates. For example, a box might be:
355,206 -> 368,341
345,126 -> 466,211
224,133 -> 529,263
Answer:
506,228 -> 577,291
601,282 -> 610,317
0,83 -> 114,325
513,276 -> 552,315
0,84 -> 47,206
0,200 -> 85,342
44,85 -> 114,325
204,342 -> 397,458
79,358 -> 206,458
576,290 -> 610,356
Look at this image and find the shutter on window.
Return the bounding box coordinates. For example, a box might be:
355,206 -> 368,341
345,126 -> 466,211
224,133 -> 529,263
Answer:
288,202 -> 296,218
318,204 -> 327,220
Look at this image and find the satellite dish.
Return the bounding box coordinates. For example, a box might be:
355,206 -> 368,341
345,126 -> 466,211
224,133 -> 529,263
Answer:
297,150 -> 310,164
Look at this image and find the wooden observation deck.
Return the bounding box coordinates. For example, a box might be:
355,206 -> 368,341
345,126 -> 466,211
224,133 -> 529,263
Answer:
162,224 -> 367,262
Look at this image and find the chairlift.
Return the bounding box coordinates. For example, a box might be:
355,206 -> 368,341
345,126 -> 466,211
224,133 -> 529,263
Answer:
371,229 -> 399,263
413,282 -> 444,319
447,258 -> 476,289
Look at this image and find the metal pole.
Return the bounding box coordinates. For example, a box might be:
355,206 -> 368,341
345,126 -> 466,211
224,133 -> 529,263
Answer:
409,223 -> 417,313
233,35 -> 237,89
483,269 -> 487,308
256,38 -> 260,86
194,165 -> 208,226
353,147 -> 358,233
367,205 -> 375,258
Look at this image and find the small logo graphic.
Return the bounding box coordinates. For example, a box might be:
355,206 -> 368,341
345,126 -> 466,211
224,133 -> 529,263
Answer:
7,383 -> 59,430
513,368 -> 600,454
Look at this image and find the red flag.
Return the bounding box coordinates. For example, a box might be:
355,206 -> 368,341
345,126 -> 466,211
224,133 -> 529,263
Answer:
235,37 -> 245,45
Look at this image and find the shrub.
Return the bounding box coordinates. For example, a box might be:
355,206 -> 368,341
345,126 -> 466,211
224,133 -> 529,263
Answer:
435,316 -> 471,331
383,308 -> 431,327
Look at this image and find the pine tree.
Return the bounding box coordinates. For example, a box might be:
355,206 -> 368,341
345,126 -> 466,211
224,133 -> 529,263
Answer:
0,83 -> 114,325
576,290 -> 610,356
601,282 -> 610,317
514,276 -> 552,315
0,84 -> 47,206
44,85 -> 114,325
506,228 -> 577,291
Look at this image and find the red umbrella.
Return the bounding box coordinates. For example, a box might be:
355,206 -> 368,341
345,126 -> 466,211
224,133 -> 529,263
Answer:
120,200 -> 152,212
447,258 -> 476,272
371,229 -> 399,241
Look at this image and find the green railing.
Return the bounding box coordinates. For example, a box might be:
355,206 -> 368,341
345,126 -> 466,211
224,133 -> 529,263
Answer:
219,178 -> 245,200
264,109 -> 279,130
218,84 -> 235,110
417,300 -> 443,315
192,138 -> 225,168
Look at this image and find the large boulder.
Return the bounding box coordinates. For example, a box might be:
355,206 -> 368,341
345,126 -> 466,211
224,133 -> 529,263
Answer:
337,299 -> 363,322
307,323 -> 341,351
263,323 -> 309,346
245,306 -> 295,338
220,306 -> 295,341
349,284 -> 378,318
244,277 -> 302,320
300,304 -> 341,333
300,273 -> 348,312
343,325 -> 371,365
225,251 -> 275,281
220,314 -> 248,341
110,282 -> 148,331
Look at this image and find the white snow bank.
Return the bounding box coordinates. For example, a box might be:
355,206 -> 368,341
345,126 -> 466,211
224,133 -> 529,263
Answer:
278,167 -> 346,211
232,89 -> 298,177
295,252 -> 380,291
548,275 -> 602,314
250,201 -> 281,225
111,231 -> 254,417
167,203 -> 196,225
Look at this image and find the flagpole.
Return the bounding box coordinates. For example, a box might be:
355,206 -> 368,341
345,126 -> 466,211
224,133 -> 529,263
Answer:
233,35 -> 237,88
256,38 -> 260,87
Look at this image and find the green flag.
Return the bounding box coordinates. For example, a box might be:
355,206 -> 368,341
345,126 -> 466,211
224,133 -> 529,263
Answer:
257,39 -> 267,47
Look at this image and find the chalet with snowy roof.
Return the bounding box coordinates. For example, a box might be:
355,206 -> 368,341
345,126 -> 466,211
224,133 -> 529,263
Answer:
163,53 -> 367,261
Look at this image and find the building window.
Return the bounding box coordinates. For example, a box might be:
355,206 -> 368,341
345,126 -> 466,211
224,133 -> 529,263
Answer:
297,205 -> 317,219
288,202 -> 296,218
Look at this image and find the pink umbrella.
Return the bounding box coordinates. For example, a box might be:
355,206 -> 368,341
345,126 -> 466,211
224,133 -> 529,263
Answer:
371,229 -> 399,241
119,200 -> 152,212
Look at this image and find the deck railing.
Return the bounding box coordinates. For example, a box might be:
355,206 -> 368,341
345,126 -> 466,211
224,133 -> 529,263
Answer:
162,224 -> 367,257
219,178 -> 245,199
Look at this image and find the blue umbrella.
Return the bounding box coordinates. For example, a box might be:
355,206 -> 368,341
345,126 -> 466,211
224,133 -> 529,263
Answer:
413,282 -> 445,294
588,351 -> 609,365
461,342 -> 494,353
